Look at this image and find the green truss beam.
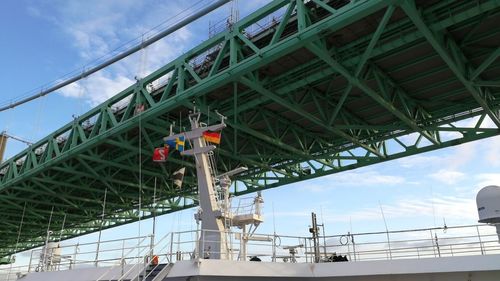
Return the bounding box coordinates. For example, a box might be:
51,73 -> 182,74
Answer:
1,0 -> 500,257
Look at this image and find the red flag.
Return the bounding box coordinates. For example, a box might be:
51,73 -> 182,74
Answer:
202,131 -> 221,144
153,146 -> 169,162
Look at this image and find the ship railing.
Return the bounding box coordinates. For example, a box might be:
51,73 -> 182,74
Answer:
26,235 -> 153,273
164,224 -> 500,264
314,224 -> 500,262
166,229 -> 313,263
0,265 -> 30,281
96,231 -> 175,281
231,196 -> 257,216
0,235 -> 153,280
1,224 -> 498,280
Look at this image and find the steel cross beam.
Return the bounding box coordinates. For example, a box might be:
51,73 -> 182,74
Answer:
2,0 -> 500,256
233,112 -> 500,193
400,0 -> 500,128
306,42 -> 440,145
240,76 -> 385,158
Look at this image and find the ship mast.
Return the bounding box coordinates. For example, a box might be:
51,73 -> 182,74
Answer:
164,109 -> 229,259
164,108 -> 263,260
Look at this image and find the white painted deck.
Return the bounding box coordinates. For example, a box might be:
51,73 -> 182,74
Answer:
166,254 -> 500,280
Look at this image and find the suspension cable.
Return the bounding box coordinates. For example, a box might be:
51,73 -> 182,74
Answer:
0,0 -> 231,113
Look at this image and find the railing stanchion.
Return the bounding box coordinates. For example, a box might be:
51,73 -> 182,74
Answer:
28,250 -> 34,272
195,230 -> 200,260
476,225 -> 485,255
351,234 -> 357,262
272,233 -> 276,262
434,233 -> 441,257
121,240 -> 125,263
170,232 -> 175,262
430,230 -> 436,257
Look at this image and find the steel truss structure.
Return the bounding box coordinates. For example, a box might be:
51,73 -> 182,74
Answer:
1,0 -> 499,256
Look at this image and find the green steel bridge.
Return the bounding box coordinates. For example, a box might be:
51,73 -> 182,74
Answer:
1,0 -> 500,257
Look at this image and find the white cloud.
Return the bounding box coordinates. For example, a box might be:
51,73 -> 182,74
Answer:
321,195 -> 477,224
429,169 -> 465,185
446,142 -> 477,169
28,1 -> 195,106
274,195 -> 478,226
484,136 -> 500,166
302,170 -> 406,192
335,171 -> 406,185
398,132 -> 419,146
58,72 -> 134,106
477,115 -> 496,129
59,81 -> 85,98
475,173 -> 500,189
397,155 -> 440,168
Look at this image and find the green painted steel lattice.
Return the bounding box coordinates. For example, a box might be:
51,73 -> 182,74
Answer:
1,0 -> 500,256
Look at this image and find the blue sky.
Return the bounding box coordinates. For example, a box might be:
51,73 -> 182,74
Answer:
1,0 -> 500,260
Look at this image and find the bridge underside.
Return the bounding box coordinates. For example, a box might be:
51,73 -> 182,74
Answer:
1,0 -> 500,256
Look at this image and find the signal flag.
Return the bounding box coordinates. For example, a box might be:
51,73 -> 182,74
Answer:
202,131 -> 221,144
173,167 -> 185,189
153,146 -> 169,162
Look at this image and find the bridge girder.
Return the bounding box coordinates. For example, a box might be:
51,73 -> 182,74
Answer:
1,0 -> 500,257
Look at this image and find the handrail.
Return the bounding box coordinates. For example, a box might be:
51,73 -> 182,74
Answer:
2,223 -> 498,280
112,231 -> 174,281
95,235 -> 149,281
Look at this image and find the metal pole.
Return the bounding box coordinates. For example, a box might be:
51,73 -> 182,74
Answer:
170,232 -> 175,262
476,225 -> 485,255
0,0 -> 231,113
310,212 -> 320,263
95,188 -> 108,267
430,230 -> 436,257
58,214 -> 66,242
0,132 -> 7,163
121,240 -> 125,276
28,251 -> 34,272
272,233 -> 276,262
150,177 -> 158,261
319,224 -> 327,260
351,233 -> 357,261
195,230 -> 199,261
42,206 -> 54,272
241,225 -> 246,261
434,233 -> 441,257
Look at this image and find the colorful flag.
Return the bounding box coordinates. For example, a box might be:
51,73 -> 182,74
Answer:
202,131 -> 221,144
172,167 -> 185,189
176,136 -> 185,152
165,136 -> 185,152
152,146 -> 169,162
165,139 -> 176,149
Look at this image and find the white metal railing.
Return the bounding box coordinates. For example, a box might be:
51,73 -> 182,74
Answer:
165,224 -> 500,263
94,235 -> 153,281
1,224 -> 498,281
0,235 -> 152,281
0,265 -> 30,281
